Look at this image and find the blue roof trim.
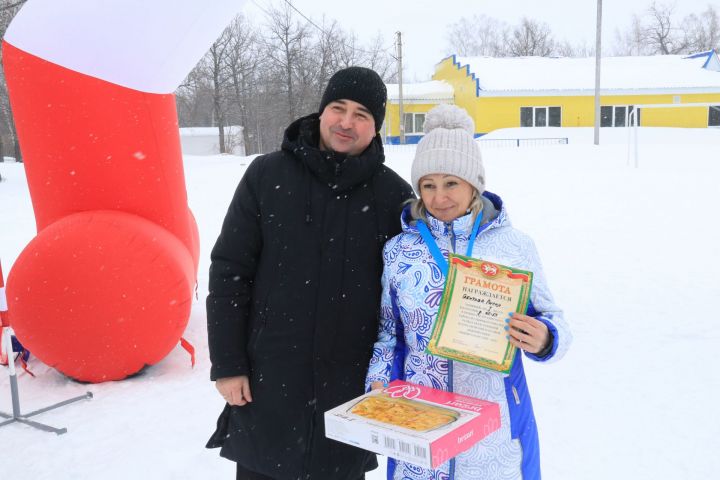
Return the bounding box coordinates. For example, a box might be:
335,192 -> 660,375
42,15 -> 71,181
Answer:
684,50 -> 712,59
385,134 -> 424,145
705,50 -> 720,69
386,133 -> 487,145
443,54 -> 481,97
682,50 -> 718,69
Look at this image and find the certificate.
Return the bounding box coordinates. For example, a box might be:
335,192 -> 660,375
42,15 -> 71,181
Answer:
426,254 -> 533,373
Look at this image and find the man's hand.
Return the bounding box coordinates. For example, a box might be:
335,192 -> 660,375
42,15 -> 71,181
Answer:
216,375 -> 253,406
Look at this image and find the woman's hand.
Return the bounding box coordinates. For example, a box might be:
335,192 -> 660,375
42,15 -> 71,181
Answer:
506,312 -> 551,355
216,375 -> 253,406
370,381 -> 386,391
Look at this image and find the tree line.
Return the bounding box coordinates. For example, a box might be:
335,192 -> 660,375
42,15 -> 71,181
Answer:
175,2 -> 394,155
0,0 -> 22,163
445,1 -> 719,58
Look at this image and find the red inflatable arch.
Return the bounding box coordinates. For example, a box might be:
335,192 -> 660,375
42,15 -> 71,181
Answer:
3,0 -> 245,382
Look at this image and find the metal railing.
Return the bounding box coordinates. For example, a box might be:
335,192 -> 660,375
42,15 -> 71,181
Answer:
384,137 -> 568,151
477,137 -> 569,148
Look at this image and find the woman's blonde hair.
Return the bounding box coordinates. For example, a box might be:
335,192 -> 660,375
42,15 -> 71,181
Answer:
407,188 -> 483,224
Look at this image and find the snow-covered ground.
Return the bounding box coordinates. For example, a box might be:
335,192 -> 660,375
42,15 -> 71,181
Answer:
1,127 -> 719,479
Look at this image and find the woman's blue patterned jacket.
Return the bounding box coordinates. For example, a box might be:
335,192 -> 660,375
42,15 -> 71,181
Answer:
366,192 -> 572,480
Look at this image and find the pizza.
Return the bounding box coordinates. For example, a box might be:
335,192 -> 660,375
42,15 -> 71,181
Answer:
349,395 -> 459,431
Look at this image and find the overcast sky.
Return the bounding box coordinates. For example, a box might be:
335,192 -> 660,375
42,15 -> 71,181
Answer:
243,0 -> 717,80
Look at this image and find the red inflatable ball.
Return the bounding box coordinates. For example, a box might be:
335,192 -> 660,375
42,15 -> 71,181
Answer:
8,211 -> 194,382
7,210 -> 195,382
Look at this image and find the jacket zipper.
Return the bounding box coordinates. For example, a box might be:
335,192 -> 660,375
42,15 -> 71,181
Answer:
303,411 -> 316,478
445,221 -> 457,480
511,385 -> 520,405
444,222 -> 457,254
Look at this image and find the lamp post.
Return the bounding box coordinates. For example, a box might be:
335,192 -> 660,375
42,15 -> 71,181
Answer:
594,0 -> 603,145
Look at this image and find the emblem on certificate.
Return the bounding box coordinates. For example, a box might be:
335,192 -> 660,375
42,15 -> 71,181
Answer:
426,254 -> 533,373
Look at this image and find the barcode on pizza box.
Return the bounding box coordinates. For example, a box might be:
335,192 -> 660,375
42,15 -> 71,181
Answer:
383,435 -> 428,460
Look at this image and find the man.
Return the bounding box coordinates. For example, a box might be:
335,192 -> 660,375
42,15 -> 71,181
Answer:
206,66 -> 414,480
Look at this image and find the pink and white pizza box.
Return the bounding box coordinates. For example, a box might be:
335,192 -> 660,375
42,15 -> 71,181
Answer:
324,380 -> 500,469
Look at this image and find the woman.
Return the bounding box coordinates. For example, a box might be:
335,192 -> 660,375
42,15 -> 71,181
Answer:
366,105 -> 571,480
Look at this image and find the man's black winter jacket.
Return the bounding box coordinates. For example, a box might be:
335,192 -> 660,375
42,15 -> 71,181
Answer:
206,114 -> 414,479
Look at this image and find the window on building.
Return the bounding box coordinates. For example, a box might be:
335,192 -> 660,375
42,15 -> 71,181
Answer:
403,113 -> 426,134
520,106 -> 561,127
415,114 -> 425,133
548,107 -> 561,126
520,107 -> 533,127
601,106 -> 612,127
614,106 -> 626,127
709,106 -> 720,127
600,105 -> 639,127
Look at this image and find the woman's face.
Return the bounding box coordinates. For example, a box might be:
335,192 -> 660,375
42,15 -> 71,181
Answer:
419,174 -> 475,223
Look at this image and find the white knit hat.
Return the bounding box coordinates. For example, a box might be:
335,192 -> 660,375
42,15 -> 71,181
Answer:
411,104 -> 485,195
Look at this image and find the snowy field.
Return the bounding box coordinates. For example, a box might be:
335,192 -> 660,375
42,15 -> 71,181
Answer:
1,126 -> 719,479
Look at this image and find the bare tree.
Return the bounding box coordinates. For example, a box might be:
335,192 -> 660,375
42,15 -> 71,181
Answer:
263,2 -> 311,124
614,15 -> 651,55
329,30 -> 393,80
0,1 -> 25,12
176,63 -> 213,127
507,17 -> 556,57
445,15 -> 509,57
312,18 -> 344,100
208,26 -> 237,153
683,5 -> 720,53
612,1 -> 717,55
0,0 -> 24,163
174,3 -> 395,155
554,39 -> 595,57
361,33 -> 395,81
224,15 -> 260,153
644,1 -> 689,54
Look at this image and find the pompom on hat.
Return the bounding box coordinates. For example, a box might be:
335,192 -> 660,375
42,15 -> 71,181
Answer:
319,66 -> 387,131
411,104 -> 485,195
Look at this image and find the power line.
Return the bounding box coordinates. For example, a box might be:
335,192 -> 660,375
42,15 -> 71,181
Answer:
284,0 -> 394,56
250,0 -> 272,17
253,0 -> 394,57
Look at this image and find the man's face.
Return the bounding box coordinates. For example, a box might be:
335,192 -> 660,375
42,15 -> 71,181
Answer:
318,99 -> 376,156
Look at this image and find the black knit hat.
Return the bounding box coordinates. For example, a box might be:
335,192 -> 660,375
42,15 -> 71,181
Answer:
318,66 -> 387,131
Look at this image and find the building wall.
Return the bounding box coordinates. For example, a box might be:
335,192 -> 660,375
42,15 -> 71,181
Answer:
385,103 -> 436,137
430,55 -> 720,134
385,102 -> 444,144
474,93 -> 720,131
432,56 -> 482,126
179,126 -> 245,156
617,93 -> 720,127
473,96 -> 573,132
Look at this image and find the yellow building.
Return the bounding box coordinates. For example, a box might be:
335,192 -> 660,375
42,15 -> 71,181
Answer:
383,80 -> 454,144
385,50 -> 720,142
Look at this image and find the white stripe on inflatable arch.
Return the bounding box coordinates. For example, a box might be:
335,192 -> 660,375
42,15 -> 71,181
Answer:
0,286 -> 7,312
4,0 -> 246,94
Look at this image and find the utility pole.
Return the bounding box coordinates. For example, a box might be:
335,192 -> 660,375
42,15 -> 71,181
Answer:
593,0 -> 603,145
396,31 -> 405,145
